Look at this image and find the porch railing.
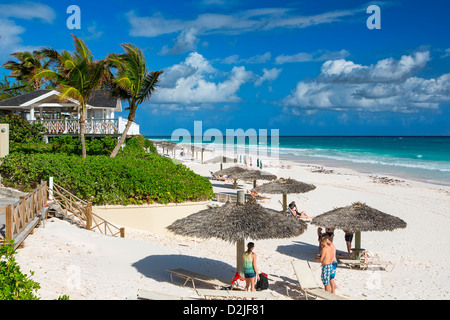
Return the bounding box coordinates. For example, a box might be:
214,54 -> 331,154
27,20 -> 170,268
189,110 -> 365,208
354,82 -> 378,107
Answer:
31,118 -> 119,135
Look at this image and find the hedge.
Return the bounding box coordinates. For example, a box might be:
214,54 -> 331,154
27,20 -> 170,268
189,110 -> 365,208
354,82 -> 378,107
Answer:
0,152 -> 214,205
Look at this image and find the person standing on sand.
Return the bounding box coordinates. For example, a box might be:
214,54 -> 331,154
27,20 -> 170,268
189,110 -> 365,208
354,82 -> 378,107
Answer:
243,242 -> 259,292
324,234 -> 338,294
344,230 -> 354,254
314,236 -> 334,293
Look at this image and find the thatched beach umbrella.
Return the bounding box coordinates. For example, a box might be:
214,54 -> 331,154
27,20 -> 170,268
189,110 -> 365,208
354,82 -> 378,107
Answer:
205,156 -> 235,164
230,169 -> 277,188
167,198 -> 307,275
214,166 -> 247,176
311,202 -> 407,259
252,178 -> 316,214
214,166 -> 248,188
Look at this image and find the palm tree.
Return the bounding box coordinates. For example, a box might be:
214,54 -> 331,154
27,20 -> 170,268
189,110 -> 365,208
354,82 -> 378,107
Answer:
3,50 -> 53,90
33,34 -> 109,158
106,43 -> 163,158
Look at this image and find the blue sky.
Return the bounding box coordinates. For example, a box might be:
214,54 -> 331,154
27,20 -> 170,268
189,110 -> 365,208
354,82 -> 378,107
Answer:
0,0 -> 449,136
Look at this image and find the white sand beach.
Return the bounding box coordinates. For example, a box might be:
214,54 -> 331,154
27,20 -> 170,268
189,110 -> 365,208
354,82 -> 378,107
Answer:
14,152 -> 450,300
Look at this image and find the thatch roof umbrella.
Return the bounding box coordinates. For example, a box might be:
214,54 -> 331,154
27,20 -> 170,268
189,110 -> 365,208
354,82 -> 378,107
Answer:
252,178 -> 316,215
311,202 -> 407,259
230,169 -> 277,188
214,166 -> 248,188
167,198 -> 308,275
205,156 -> 235,164
214,166 -> 247,176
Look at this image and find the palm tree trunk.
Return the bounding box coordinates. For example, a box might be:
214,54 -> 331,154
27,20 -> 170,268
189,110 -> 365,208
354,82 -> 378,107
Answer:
110,108 -> 136,158
80,113 -> 87,158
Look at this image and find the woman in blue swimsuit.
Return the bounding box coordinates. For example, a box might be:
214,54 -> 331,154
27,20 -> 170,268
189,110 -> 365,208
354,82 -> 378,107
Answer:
243,242 -> 259,292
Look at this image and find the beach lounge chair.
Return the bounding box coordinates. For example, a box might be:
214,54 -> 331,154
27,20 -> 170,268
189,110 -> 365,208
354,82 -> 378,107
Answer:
137,289 -> 202,300
338,259 -> 394,272
195,288 -> 276,300
210,172 -> 228,181
291,260 -> 348,300
166,268 -> 229,290
215,193 -> 237,203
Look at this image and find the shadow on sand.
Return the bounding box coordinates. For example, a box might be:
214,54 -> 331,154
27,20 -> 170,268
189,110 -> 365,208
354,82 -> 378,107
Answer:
277,240 -> 320,261
132,254 -> 236,287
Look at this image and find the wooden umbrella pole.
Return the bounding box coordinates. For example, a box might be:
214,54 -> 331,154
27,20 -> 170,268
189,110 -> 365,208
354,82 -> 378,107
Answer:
354,231 -> 362,260
236,190 -> 245,276
282,194 -> 287,215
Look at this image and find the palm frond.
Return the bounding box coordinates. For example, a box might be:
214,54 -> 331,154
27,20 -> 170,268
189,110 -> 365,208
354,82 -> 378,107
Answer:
137,70 -> 163,104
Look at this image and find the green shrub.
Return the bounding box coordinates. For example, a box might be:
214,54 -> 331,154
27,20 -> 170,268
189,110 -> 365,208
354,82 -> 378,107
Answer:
0,152 -> 214,205
0,114 -> 45,144
51,136 -> 118,156
0,241 -> 40,300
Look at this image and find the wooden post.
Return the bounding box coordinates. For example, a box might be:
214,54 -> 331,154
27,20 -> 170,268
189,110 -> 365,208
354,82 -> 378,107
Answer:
120,228 -> 125,238
282,194 -> 287,215
49,177 -> 54,201
85,202 -> 92,230
5,204 -> 13,242
236,190 -> 245,276
354,231 -> 362,260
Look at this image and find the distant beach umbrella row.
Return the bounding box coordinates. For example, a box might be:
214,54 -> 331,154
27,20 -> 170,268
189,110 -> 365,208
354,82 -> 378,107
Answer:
168,165 -> 407,272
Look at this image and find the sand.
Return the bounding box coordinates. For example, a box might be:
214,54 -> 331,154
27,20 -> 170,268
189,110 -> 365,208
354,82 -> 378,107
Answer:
13,151 -> 450,300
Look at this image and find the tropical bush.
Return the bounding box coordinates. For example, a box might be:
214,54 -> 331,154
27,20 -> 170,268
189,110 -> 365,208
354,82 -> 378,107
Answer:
0,241 -> 40,300
50,135 -> 117,156
0,152 -> 213,205
0,114 -> 45,144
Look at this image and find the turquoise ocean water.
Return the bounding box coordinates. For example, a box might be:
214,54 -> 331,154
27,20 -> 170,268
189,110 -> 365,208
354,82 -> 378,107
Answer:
147,136 -> 450,186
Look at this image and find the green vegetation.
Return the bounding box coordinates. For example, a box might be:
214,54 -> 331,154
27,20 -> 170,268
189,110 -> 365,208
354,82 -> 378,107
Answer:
0,114 -> 45,144
0,134 -> 213,205
0,241 -> 40,300
0,151 -> 213,205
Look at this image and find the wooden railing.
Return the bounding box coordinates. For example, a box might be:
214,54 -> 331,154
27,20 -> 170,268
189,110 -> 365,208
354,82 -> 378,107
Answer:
49,183 -> 124,238
30,118 -> 119,135
1,182 -> 48,248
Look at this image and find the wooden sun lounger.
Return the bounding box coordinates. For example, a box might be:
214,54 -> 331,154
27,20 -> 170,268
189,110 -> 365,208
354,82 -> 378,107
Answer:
338,259 -> 394,272
137,289 -> 202,300
215,193 -> 237,203
196,288 -> 276,300
291,260 -> 348,300
166,268 -> 229,290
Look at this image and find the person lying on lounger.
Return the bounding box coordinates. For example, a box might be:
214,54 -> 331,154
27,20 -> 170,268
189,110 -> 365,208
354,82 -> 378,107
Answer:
288,201 -> 313,219
210,172 -> 229,181
250,191 -> 272,200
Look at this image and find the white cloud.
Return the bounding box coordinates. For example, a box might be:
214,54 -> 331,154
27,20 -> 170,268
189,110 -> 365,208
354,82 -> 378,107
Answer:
221,52 -> 271,64
0,2 -> 56,23
126,5 -> 363,54
319,51 -> 430,83
282,51 -> 450,114
153,52 -> 252,105
275,49 -> 350,64
255,68 -> 282,87
0,3 -> 56,59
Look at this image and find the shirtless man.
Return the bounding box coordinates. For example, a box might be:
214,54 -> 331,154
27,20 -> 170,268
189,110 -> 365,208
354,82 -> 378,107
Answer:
314,235 -> 334,293
326,236 -> 338,294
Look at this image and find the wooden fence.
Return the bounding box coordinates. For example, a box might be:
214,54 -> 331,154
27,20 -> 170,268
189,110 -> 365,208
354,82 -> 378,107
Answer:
1,182 -> 48,249
49,183 -> 124,238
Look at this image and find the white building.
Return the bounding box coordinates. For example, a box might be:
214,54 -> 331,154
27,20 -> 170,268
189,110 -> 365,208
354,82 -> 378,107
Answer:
0,89 -> 139,137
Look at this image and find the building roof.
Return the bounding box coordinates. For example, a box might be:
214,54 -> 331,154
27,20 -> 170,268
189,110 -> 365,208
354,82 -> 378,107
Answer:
0,89 -> 121,111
